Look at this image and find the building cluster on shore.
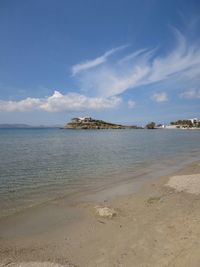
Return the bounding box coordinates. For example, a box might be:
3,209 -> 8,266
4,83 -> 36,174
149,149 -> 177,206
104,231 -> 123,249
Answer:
156,118 -> 200,129
71,117 -> 93,123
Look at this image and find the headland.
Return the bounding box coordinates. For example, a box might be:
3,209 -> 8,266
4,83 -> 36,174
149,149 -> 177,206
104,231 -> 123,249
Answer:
63,117 -> 141,129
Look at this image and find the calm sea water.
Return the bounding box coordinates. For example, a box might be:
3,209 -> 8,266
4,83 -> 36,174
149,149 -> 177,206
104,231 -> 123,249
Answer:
0,128 -> 200,217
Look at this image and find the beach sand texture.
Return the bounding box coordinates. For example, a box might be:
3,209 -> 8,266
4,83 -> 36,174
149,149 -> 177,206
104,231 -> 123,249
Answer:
1,162 -> 200,267
166,173 -> 200,194
0,262 -> 73,267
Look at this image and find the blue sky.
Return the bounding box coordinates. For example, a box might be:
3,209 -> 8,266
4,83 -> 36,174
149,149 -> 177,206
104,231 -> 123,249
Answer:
0,0 -> 200,125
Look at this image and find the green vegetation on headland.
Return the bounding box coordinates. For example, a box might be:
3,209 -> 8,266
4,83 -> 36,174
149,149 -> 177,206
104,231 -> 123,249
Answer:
64,117 -> 142,129
146,122 -> 156,129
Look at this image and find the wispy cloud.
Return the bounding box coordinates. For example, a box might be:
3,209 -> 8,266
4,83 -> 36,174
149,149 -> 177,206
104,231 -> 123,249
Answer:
74,29 -> 200,98
2,28 -> 199,114
118,48 -> 148,64
179,88 -> 200,99
71,45 -> 128,76
128,100 -> 136,108
0,91 -> 122,112
152,92 -> 168,102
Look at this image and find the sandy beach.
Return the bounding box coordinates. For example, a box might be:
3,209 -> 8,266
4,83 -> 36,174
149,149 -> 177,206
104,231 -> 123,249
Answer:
1,0 -> 200,265
1,161 -> 200,267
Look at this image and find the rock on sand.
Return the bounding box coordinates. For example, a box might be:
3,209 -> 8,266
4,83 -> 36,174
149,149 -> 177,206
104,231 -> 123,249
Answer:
95,206 -> 117,218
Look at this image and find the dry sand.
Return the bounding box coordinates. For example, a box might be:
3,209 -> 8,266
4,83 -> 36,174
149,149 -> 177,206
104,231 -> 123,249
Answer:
166,173 -> 200,195
1,161 -> 200,267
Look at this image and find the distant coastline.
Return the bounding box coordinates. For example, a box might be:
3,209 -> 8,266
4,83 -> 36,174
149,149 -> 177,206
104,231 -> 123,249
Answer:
0,124 -> 61,129
1,116 -> 200,130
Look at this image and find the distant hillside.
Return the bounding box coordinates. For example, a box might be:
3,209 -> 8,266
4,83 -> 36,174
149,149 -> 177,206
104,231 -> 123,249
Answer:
0,124 -> 32,128
0,124 -> 61,128
64,117 -> 141,129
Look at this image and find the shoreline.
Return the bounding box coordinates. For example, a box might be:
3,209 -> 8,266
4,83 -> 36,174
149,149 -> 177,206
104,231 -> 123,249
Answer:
1,150 -> 199,219
1,159 -> 200,266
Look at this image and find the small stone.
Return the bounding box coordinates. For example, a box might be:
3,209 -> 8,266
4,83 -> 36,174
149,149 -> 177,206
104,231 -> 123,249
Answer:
95,206 -> 117,218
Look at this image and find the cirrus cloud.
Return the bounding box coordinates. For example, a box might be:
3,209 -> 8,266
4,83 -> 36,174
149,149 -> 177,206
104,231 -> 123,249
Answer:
74,29 -> 200,98
71,44 -> 129,76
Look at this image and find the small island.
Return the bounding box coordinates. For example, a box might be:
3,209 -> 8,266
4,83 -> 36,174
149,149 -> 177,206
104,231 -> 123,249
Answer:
63,117 -> 141,129
62,117 -> 200,130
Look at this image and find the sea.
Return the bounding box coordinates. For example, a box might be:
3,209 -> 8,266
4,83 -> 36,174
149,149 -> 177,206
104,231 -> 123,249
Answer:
0,128 -> 200,217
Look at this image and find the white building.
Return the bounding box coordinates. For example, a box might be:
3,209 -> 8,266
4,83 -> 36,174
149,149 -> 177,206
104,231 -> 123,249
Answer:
71,117 -> 92,123
190,118 -> 199,124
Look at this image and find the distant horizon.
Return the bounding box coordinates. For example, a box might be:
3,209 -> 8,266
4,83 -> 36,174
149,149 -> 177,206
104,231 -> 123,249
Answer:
0,115 -> 199,128
0,0 -> 199,124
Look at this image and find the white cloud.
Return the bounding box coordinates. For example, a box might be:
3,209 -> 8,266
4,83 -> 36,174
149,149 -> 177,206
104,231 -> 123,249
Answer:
0,91 -> 122,112
179,88 -> 200,99
75,30 -> 200,98
0,98 -> 41,112
152,92 -> 168,102
71,45 -> 128,76
118,48 -> 148,64
3,29 -> 199,115
128,100 -> 136,108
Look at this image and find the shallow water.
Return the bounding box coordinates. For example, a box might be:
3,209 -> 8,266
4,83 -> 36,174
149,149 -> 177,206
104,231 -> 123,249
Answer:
0,128 -> 200,217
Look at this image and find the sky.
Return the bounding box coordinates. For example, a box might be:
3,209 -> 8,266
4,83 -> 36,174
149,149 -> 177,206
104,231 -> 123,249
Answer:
0,0 -> 200,125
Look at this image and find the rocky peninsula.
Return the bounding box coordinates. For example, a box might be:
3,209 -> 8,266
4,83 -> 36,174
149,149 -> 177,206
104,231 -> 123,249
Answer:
64,117 -> 140,129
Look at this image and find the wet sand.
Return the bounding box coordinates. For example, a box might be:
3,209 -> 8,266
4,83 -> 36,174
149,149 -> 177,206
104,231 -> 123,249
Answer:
1,161 -> 200,266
